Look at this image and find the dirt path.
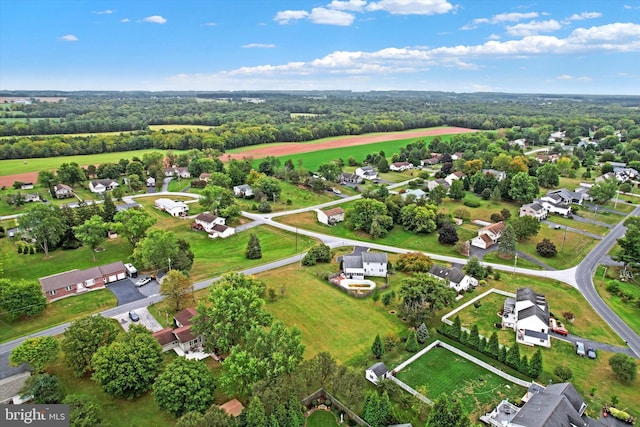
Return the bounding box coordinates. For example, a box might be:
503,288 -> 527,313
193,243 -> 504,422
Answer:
0,127 -> 476,187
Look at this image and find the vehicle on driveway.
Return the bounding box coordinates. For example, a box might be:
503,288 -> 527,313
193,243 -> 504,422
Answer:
587,348 -> 597,359
549,317 -> 569,336
135,276 -> 152,287
575,341 -> 586,357
128,311 -> 140,322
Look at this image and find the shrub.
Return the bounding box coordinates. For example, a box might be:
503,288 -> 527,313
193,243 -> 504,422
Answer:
606,281 -> 621,294
536,239 -> 557,257
453,208 -> 471,221
473,301 -> 482,309
257,202 -> 272,213
481,188 -> 492,200
554,365 -> 573,381
464,199 -> 481,208
500,208 -> 511,220
490,213 -> 503,222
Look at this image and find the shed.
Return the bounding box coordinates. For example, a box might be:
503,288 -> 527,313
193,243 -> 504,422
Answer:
365,361 -> 388,385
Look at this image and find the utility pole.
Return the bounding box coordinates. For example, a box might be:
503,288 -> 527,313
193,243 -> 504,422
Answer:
561,225 -> 567,252
512,253 -> 518,277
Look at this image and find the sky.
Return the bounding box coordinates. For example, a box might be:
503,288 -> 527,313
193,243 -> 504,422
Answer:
1,0 -> 639,94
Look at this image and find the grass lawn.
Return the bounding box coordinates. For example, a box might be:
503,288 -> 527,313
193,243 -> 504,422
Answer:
396,346 -> 525,421
575,208 -> 626,226
256,264 -> 405,364
544,215 -> 611,236
236,181 -> 339,212
0,289 -> 116,343
515,226 -> 598,270
481,252 -> 543,270
306,410 -> 340,427
594,265 -> 640,335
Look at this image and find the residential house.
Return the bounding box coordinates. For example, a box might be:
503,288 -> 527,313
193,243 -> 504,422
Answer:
220,399 -> 245,418
482,169 -> 507,181
199,173 -> 211,182
20,182 -> 34,190
317,207 -> 345,226
612,167 -> 639,183
154,198 -> 189,217
502,287 -> 550,348
54,183 -> 74,199
471,221 -> 505,249
355,166 -> 378,180
444,171 -> 465,186
39,261 -> 127,302
194,212 -> 226,232
546,188 -> 585,205
24,193 -> 41,203
208,223 -> 235,239
89,179 -> 119,194
116,202 -> 141,212
509,138 -> 526,148
547,131 -> 565,143
537,192 -> 573,216
146,176 -> 156,187
420,156 -> 441,167
365,362 -> 388,385
401,188 -> 427,201
428,265 -> 478,293
152,307 -> 209,359
164,166 -> 191,178
451,152 -> 464,161
339,172 -> 363,185
519,202 -> 547,221
390,161 -> 413,172
233,184 -> 254,198
595,172 -> 616,183
482,382 -> 594,427
342,251 -> 388,280
426,179 -> 450,192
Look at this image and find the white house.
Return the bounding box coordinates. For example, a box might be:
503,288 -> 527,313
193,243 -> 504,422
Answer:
390,161 -> 413,172
343,251 -> 387,280
339,172 -> 363,185
365,362 -> 388,385
146,176 -> 156,187
194,212 -> 226,232
355,166 -> 378,180
233,184 -> 253,198
426,179 -> 450,192
444,171 -> 465,186
482,169 -> 507,182
428,265 -> 478,293
20,182 -> 34,190
502,287 -> 550,348
89,179 -> 118,193
471,222 -> 505,249
154,198 -> 189,217
54,183 -> 74,199
208,224 -> 235,239
317,207 -> 345,225
401,188 -> 427,201
519,202 -> 548,221
538,193 -> 572,216
164,166 -> 191,178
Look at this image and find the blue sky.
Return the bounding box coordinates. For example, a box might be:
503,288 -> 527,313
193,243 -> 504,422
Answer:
1,0 -> 639,94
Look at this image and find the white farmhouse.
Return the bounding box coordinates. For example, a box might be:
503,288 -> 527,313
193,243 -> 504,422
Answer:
317,207 -> 345,226
502,287 -> 551,348
471,222 -> 505,249
355,166 -> 378,180
154,198 -> 189,217
343,251 -> 387,280
89,179 -> 119,193
389,161 -> 413,172
428,265 -> 478,293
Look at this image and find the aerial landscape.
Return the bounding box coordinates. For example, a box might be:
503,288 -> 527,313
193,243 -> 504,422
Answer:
1,1 -> 639,426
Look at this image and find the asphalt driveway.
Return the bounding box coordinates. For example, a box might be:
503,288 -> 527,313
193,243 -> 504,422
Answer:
106,279 -> 146,306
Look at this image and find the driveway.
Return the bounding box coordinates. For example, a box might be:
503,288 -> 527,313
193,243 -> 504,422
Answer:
112,307 -> 164,332
550,331 -> 635,357
106,279 -> 146,305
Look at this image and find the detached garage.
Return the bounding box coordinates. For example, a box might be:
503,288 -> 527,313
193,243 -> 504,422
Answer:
39,261 -> 127,302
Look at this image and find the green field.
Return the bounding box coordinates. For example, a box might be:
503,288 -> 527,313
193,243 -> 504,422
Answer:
594,265 -> 640,335
396,346 -> 525,420
306,410 -> 340,427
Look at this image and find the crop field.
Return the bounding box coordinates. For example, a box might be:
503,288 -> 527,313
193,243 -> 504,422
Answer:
396,346 -> 525,419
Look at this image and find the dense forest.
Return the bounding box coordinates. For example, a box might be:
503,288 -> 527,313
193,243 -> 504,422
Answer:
0,91 -> 639,160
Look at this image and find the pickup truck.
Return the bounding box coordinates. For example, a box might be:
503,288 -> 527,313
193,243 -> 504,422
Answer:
549,318 -> 569,336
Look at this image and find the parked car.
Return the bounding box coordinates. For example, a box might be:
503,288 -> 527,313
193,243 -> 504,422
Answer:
553,224 -> 561,230
135,276 -> 152,287
575,341 -> 586,357
128,311 -> 140,322
587,348 -> 597,359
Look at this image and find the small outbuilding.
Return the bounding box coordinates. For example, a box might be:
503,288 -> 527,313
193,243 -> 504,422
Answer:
317,207 -> 345,225
365,362 -> 389,385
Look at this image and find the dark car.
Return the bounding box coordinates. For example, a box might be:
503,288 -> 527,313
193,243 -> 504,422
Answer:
587,348 -> 597,359
128,311 -> 140,322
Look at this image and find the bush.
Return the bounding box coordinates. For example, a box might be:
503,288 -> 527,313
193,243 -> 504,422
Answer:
481,188 -> 492,200
536,239 -> 557,257
464,199 -> 481,208
490,213 -> 504,222
606,281 -> 621,293
554,365 -> 573,381
257,202 -> 272,213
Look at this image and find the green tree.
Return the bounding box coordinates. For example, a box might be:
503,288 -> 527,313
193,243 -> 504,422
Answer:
429,184 -> 448,205
536,163 -> 560,188
405,330 -> 419,352
62,314 -> 120,377
416,322 -> 430,343
63,394 -> 103,427
38,170 -> 57,192
220,320 -> 304,395
345,198 -> 394,238
92,325 -> 163,399
508,172 -> 539,203
467,324 -> 480,350
102,192 -> 118,222
317,161 -> 342,181
160,270 -> 193,312
10,336 -> 59,373
529,349 -> 543,378
21,374 -> 64,404
112,208 -> 156,246
554,365 -> 573,381
245,396 -> 268,427
614,217 -> 640,268
506,344 -> 521,370
57,162 -> 86,187
200,406 -> 238,427
193,273 -> 272,354
536,238 -> 557,257
0,279 -> 47,320
199,185 -> 236,215
133,229 -> 193,272
372,334 -> 384,359
426,396 -> 471,427
399,274 -> 455,326
246,233 -> 262,259
463,257 -> 487,280
589,177 -> 618,205
19,203 -> 66,258
498,223 -> 517,257
153,358 -> 217,417
490,185 -> 502,202
511,215 -> 541,241
377,157 -> 390,173
609,353 -> 638,383
255,176 -> 282,201
487,332 -> 500,358
449,179 -> 465,200
396,252 -> 433,273
207,171 -> 233,188
438,222 -> 459,244
73,215 -> 108,261
400,203 -> 437,234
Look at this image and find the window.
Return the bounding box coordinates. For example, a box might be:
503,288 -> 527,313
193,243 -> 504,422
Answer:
86,278 -> 95,286
48,290 -> 57,296
65,285 -> 74,291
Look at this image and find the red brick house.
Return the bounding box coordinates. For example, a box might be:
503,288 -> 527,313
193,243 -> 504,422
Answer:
39,261 -> 127,302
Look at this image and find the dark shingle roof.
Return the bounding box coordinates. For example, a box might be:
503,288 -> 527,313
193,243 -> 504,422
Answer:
196,213 -> 218,223
368,362 -> 388,376
323,207 -> 345,217
511,382 -> 587,427
518,305 -> 549,325
343,255 -> 363,269
152,328 -> 178,346
174,307 -> 197,327
362,252 -> 387,263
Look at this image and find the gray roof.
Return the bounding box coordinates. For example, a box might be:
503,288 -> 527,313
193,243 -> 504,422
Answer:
234,184 -> 252,191
116,202 -> 141,212
362,252 -> 387,264
523,329 -> 549,340
368,362 -> 388,376
429,265 -> 466,284
91,178 -> 117,186
517,287 -> 545,305
511,382 -> 587,427
518,304 -> 549,325
39,261 -> 125,292
523,202 -> 544,211
343,255 -> 363,270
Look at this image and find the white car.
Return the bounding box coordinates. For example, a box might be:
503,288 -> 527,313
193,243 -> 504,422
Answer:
135,276 -> 152,287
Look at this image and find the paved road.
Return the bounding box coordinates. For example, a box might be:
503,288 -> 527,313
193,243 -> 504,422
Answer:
574,204 -> 640,357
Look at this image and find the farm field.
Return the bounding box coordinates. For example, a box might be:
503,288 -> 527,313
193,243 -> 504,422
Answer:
395,346 -> 525,420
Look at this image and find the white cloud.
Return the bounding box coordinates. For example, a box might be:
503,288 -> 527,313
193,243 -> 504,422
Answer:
143,15 -> 167,24
328,0 -> 367,11
121,18 -> 130,23
462,11 -> 538,29
488,34 -> 501,40
93,9 -> 114,15
274,10 -> 309,24
554,74 -> 592,82
202,22 -> 217,26
506,19 -> 562,37
59,34 -> 78,42
624,5 -> 640,10
556,74 -> 574,80
567,12 -> 602,21
365,0 -> 455,15
309,7 -> 355,25
242,43 -> 276,49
